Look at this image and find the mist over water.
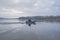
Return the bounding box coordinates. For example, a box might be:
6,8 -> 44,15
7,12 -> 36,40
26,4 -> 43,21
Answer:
0,19 -> 60,40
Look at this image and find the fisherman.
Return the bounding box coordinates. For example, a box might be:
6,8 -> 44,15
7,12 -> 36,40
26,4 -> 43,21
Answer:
26,19 -> 36,26
26,19 -> 32,26
28,19 -> 32,22
26,19 -> 31,24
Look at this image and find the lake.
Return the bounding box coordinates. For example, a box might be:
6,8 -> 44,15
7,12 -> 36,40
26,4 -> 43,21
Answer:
0,19 -> 60,40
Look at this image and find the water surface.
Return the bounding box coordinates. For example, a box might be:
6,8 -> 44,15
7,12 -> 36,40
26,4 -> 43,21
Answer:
0,19 -> 60,40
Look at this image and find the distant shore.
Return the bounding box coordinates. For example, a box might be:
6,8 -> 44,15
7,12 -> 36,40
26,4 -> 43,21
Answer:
0,16 -> 60,22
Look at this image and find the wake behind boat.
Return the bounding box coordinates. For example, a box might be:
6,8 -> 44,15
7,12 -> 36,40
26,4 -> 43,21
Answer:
0,22 -> 25,24
0,19 -> 36,26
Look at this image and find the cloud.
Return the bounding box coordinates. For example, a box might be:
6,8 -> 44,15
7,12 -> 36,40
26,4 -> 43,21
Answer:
0,0 -> 60,17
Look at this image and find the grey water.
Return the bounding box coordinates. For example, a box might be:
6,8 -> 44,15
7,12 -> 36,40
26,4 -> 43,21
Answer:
0,19 -> 60,40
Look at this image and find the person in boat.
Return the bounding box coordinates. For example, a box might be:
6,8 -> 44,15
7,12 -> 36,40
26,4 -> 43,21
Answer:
26,19 -> 31,26
26,19 -> 31,24
28,19 -> 32,22
26,19 -> 36,26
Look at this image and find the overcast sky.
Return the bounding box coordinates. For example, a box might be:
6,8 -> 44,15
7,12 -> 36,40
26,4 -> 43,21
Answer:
0,0 -> 60,18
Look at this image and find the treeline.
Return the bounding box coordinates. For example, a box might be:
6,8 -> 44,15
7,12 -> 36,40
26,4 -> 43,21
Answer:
19,16 -> 60,22
19,16 -> 60,19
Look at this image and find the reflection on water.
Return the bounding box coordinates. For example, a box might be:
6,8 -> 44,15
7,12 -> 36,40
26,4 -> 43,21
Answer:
0,19 -> 60,40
